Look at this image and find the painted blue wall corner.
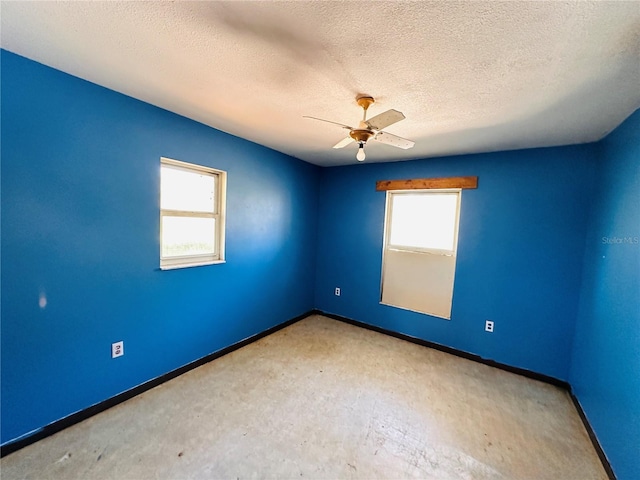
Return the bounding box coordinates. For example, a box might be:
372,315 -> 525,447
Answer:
314,145 -> 597,381
0,49 -> 319,445
2,47 -> 638,479
570,109 -> 640,480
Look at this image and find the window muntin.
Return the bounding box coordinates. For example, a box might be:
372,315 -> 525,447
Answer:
160,158 -> 226,269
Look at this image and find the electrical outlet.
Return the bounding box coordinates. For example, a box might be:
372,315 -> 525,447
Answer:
112,341 -> 124,358
485,320 -> 494,333
335,287 -> 341,296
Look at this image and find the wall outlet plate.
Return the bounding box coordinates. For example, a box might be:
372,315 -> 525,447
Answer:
485,320 -> 494,333
112,341 -> 124,358
335,287 -> 341,296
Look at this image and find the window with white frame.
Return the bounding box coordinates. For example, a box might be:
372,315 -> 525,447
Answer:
160,157 -> 226,269
387,192 -> 460,254
381,189 -> 461,319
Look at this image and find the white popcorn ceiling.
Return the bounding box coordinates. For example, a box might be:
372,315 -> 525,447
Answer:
1,1 -> 639,166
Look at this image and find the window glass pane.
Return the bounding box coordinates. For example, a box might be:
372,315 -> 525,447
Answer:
161,165 -> 215,213
389,193 -> 458,251
162,216 -> 216,257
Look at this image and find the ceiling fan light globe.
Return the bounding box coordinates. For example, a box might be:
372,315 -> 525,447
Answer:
356,146 -> 366,162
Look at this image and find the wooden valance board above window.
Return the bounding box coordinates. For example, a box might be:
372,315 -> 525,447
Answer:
376,176 -> 478,191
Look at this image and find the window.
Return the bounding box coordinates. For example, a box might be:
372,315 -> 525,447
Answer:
160,157 -> 226,269
381,190 -> 461,319
387,192 -> 460,254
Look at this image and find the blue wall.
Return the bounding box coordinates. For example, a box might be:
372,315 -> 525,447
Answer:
1,50 -> 319,445
315,146 -> 597,381
570,110 -> 640,480
2,49 -> 637,478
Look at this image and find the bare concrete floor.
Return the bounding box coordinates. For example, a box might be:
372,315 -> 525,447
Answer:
2,315 -> 607,479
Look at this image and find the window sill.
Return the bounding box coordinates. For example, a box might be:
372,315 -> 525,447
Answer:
160,260 -> 226,271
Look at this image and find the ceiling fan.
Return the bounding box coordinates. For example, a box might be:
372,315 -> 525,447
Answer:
304,95 -> 415,162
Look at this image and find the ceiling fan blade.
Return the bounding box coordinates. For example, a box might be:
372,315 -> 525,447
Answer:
333,137 -> 355,149
374,131 -> 415,149
365,109 -> 405,130
303,116 -> 352,130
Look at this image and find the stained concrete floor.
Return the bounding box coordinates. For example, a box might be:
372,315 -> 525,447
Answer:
2,315 -> 607,479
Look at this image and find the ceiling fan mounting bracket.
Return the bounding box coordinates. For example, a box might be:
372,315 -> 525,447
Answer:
356,95 -> 375,111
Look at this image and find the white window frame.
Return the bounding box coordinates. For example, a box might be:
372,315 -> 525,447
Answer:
384,189 -> 462,257
160,157 -> 226,270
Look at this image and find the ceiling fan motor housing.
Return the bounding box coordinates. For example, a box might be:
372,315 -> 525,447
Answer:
349,129 -> 374,143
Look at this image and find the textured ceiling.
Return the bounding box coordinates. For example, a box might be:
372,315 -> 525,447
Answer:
1,1 -> 639,167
